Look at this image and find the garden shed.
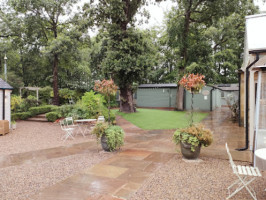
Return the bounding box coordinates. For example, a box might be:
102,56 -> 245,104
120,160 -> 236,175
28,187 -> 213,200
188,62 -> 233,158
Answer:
136,84 -> 225,111
0,78 -> 13,126
239,13 -> 266,170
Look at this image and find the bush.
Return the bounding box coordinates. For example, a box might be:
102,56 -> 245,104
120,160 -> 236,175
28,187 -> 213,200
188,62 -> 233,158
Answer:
105,126 -> 125,151
91,122 -> 109,140
11,95 -> 23,112
29,105 -> 57,116
19,95 -> 40,112
39,86 -> 53,104
57,105 -> 75,118
46,112 -> 59,122
82,91 -> 106,116
11,112 -> 32,120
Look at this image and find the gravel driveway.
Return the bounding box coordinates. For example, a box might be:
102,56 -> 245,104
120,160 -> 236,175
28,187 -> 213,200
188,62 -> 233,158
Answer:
130,154 -> 266,200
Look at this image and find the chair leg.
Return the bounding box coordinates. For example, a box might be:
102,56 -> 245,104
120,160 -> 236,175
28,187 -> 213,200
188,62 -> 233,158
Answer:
227,176 -> 257,200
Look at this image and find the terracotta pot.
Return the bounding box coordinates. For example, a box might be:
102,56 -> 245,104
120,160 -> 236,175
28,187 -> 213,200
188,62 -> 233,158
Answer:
100,135 -> 110,152
180,142 -> 201,159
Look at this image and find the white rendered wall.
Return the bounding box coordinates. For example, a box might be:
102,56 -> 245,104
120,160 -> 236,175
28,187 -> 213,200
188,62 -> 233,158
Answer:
0,90 -> 12,127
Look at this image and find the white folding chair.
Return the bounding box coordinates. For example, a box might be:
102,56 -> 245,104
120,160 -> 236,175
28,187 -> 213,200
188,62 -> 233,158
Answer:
60,119 -> 75,142
225,143 -> 262,200
97,116 -> 105,122
65,117 -> 78,132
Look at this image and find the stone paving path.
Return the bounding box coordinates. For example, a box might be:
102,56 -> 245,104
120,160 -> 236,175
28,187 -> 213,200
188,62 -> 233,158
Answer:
1,108 -> 253,199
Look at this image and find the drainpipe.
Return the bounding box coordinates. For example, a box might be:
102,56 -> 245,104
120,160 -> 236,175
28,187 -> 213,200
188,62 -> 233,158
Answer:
237,53 -> 259,151
238,70 -> 241,126
2,89 -> 5,120
210,87 -> 215,111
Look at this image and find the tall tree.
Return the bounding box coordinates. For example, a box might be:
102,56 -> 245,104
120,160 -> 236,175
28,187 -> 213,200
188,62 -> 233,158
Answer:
92,0 -> 156,112
8,0 -> 90,105
166,0 -> 257,110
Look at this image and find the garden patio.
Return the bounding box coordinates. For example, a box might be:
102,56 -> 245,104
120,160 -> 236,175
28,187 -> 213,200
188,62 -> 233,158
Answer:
0,107 -> 265,200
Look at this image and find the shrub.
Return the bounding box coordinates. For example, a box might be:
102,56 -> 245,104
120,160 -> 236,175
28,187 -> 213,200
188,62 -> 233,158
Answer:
46,112 -> 59,122
91,122 -> 109,140
19,95 -> 40,112
29,105 -> 56,116
105,126 -> 125,151
173,124 -> 213,152
39,86 -> 53,104
11,95 -> 23,112
11,112 -> 32,120
57,105 -> 75,118
82,91 -> 106,116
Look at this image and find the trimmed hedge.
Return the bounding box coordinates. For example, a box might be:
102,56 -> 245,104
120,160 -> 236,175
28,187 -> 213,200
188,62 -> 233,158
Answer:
11,112 -> 32,120
46,112 -> 59,122
29,105 -> 57,116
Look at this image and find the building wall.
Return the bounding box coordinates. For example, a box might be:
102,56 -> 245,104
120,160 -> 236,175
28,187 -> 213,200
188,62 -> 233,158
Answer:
136,88 -> 177,108
240,72 -> 245,126
220,91 -> 239,106
185,86 -> 220,111
0,90 -> 12,127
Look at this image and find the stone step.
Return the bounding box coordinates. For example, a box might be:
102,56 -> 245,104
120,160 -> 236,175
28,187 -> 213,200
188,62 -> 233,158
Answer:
26,114 -> 48,122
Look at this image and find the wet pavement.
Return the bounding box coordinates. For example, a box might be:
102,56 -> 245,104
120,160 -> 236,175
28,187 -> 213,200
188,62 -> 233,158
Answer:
2,107 -> 252,199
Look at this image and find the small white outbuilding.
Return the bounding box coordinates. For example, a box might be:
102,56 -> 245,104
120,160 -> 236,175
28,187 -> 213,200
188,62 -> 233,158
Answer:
0,78 -> 13,125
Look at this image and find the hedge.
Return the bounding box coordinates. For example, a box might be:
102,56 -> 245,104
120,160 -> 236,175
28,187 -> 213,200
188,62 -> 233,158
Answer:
46,112 -> 59,122
11,112 -> 32,121
29,105 -> 57,116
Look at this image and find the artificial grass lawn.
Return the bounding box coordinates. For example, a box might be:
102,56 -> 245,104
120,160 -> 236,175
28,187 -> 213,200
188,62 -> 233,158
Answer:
116,108 -> 208,130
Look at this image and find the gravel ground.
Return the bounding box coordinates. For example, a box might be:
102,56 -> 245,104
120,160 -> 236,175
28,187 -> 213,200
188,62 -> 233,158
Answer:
0,121 -> 95,156
130,155 -> 266,200
0,151 -> 112,200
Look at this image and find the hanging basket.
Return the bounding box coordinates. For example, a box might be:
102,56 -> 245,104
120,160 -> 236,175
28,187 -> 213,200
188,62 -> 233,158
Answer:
188,88 -> 201,94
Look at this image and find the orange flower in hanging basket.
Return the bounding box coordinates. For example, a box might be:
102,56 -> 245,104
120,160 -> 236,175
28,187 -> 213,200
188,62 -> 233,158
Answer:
179,73 -> 206,93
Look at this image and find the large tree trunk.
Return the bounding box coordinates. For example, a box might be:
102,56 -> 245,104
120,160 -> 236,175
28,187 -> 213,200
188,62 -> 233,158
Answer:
119,87 -> 136,113
52,53 -> 59,105
177,85 -> 185,110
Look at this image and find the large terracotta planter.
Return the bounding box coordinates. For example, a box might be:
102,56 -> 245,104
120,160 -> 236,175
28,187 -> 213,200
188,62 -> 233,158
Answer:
181,142 -> 201,159
101,135 -> 110,152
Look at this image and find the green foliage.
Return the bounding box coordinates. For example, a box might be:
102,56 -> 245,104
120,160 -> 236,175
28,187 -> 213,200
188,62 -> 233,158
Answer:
39,86 -> 53,104
91,122 -> 109,140
57,105 -> 75,118
46,112 -> 59,122
11,95 -> 23,112
59,88 -> 76,104
105,125 -> 125,151
82,90 -> 106,115
29,105 -> 56,116
19,95 -> 39,112
91,123 -> 125,151
11,112 -> 32,120
173,124 -> 213,152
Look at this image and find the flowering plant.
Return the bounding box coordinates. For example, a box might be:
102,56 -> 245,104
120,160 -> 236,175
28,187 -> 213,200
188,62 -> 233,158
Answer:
179,73 -> 205,93
173,124 -> 213,151
94,79 -> 118,124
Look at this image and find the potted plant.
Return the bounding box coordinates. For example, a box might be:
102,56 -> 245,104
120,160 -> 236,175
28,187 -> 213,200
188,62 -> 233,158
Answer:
173,124 -> 213,159
11,120 -> 16,130
173,73 -> 213,159
92,122 -> 125,151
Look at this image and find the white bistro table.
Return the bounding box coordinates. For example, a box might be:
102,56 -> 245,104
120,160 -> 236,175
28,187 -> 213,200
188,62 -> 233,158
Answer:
255,148 -> 266,160
74,119 -> 96,137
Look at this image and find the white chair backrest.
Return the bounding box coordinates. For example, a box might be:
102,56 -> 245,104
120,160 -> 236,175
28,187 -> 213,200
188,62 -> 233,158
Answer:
60,119 -> 66,130
98,116 -> 105,122
225,143 -> 237,172
65,117 -> 74,126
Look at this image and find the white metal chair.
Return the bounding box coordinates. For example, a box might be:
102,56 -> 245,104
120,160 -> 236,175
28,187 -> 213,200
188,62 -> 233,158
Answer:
65,117 -> 78,132
97,116 -> 105,122
225,143 -> 262,200
60,119 -> 75,142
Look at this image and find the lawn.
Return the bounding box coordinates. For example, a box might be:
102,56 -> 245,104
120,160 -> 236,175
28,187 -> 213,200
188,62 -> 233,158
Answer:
116,108 -> 208,130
